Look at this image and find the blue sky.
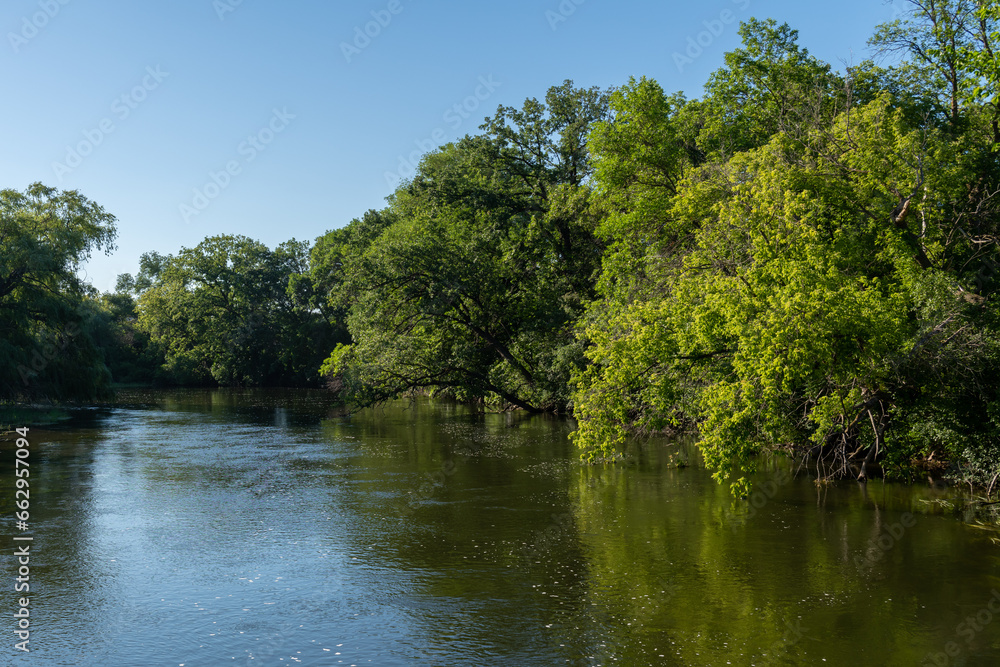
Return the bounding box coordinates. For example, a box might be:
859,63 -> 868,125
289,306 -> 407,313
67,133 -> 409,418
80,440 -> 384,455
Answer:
1,0 -> 905,292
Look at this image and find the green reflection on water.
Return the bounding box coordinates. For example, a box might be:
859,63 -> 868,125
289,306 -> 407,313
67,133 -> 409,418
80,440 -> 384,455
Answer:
1,390 -> 998,666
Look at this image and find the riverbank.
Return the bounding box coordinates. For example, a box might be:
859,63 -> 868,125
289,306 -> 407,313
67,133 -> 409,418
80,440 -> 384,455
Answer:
0,403 -> 72,432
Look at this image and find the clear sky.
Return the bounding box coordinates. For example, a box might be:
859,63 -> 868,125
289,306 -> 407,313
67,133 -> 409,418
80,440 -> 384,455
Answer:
1,0 -> 905,292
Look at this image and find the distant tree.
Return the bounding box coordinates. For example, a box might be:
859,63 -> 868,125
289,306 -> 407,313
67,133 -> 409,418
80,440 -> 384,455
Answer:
296,209 -> 397,333
87,290 -> 164,386
133,235 -> 333,386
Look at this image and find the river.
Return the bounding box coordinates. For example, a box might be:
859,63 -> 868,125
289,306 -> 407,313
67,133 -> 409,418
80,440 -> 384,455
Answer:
3,388 -> 998,666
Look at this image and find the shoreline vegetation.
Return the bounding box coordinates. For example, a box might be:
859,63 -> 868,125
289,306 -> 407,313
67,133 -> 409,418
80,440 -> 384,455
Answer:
4,4 -> 1000,500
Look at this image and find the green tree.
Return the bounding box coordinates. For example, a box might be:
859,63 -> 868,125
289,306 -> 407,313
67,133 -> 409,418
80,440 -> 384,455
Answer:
869,0 -> 1000,137
698,18 -> 842,156
87,291 -> 163,385
324,82 -> 610,412
572,22 -> 1000,494
0,183 -> 117,401
296,209 -> 397,335
133,235 -> 333,386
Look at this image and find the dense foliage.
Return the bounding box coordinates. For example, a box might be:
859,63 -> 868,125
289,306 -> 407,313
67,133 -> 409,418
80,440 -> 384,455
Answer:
6,2 -> 999,493
0,184 -> 117,401
318,82 -> 609,412
572,9 -> 1000,493
118,236 -> 343,387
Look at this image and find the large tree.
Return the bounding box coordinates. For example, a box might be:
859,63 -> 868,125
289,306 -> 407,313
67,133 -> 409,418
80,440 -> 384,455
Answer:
0,183 -> 117,401
869,0 -> 1000,137
130,235 -> 334,386
698,18 -> 843,156
323,81 -> 610,412
571,21 -> 1000,494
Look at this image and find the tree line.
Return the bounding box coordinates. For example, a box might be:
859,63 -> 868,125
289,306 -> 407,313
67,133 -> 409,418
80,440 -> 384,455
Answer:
3,2 -> 999,493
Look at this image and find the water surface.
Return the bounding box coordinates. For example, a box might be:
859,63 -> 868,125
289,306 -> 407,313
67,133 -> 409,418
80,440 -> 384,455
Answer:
3,389 -> 998,666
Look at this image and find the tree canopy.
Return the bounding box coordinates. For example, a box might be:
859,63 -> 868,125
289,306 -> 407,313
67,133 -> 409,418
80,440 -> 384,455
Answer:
0,183 -> 117,401
572,6 -> 1000,494
121,235 -> 338,387
319,81 -> 609,412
